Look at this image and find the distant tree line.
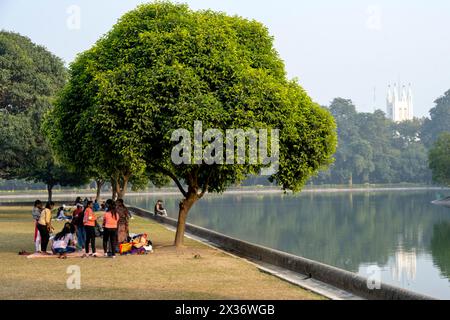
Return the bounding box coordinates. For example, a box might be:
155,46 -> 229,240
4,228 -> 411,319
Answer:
311,92 -> 450,186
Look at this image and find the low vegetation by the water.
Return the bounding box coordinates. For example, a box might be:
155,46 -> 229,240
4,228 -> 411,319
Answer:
0,206 -> 321,300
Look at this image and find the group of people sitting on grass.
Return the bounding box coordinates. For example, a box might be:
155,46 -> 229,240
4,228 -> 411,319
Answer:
31,197 -> 134,259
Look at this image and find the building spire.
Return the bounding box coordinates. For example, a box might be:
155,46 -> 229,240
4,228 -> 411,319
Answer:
386,82 -> 413,122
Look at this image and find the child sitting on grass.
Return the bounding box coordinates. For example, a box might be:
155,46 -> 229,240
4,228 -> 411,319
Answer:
51,222 -> 76,259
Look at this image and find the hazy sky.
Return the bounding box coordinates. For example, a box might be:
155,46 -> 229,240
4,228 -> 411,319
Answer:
1,0 -> 449,117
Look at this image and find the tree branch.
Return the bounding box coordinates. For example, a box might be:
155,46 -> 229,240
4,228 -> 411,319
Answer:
157,166 -> 188,198
198,171 -> 211,199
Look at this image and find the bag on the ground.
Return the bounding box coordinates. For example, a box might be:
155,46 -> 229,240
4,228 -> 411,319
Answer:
132,233 -> 148,249
120,243 -> 132,254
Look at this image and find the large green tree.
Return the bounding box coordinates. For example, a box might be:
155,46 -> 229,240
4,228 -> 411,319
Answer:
0,31 -> 66,114
46,2 -> 337,247
422,89 -> 450,147
43,52 -> 151,200
327,98 -> 375,185
429,132 -> 450,187
0,112 -> 35,178
0,31 -> 86,200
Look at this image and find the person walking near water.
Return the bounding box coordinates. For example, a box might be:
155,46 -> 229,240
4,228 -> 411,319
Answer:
116,199 -> 130,244
37,201 -> 55,254
32,200 -> 43,253
102,201 -> 119,258
83,201 -> 97,257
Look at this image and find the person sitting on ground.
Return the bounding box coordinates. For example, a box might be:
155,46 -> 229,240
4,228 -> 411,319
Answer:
93,199 -> 100,212
56,205 -> 71,221
32,200 -> 43,253
82,201 -> 97,257
51,222 -> 76,259
102,200 -> 119,258
154,200 -> 168,217
37,201 -> 55,254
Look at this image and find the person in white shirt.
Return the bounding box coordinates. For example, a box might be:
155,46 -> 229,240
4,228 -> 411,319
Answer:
51,222 -> 76,259
31,200 -> 43,253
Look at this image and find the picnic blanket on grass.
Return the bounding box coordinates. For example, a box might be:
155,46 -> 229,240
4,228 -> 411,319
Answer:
25,249 -> 106,259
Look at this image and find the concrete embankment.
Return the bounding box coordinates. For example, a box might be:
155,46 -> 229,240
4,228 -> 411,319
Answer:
129,206 -> 435,301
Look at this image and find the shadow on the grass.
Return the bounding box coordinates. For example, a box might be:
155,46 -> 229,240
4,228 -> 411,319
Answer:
0,277 -> 233,300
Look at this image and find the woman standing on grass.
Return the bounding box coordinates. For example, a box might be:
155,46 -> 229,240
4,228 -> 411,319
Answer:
32,200 -> 43,253
82,201 -> 97,257
102,201 -> 118,258
37,201 -> 55,254
116,199 -> 130,244
72,203 -> 85,251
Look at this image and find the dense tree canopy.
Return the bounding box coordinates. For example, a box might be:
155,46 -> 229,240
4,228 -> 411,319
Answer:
0,31 -> 66,114
429,132 -> 450,187
0,31 -> 85,200
314,98 -> 431,185
422,89 -> 450,147
46,2 -> 337,246
0,112 -> 35,178
43,49 -> 154,201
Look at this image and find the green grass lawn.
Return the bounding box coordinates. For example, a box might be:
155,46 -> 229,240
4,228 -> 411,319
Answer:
0,206 -> 322,300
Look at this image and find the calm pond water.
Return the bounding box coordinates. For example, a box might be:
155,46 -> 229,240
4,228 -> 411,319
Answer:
125,190 -> 450,299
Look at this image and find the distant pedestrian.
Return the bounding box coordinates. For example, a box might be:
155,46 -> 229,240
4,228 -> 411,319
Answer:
32,200 -> 43,253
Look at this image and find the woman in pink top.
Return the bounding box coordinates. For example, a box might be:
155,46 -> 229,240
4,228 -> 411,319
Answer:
82,201 -> 97,257
102,201 -> 119,258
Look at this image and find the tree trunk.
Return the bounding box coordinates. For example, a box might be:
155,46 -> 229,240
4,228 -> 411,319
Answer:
113,174 -> 130,200
95,179 -> 104,201
363,173 -> 369,184
348,173 -> 353,187
47,184 -> 54,202
174,194 -> 198,247
117,175 -> 129,200
111,177 -> 118,200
